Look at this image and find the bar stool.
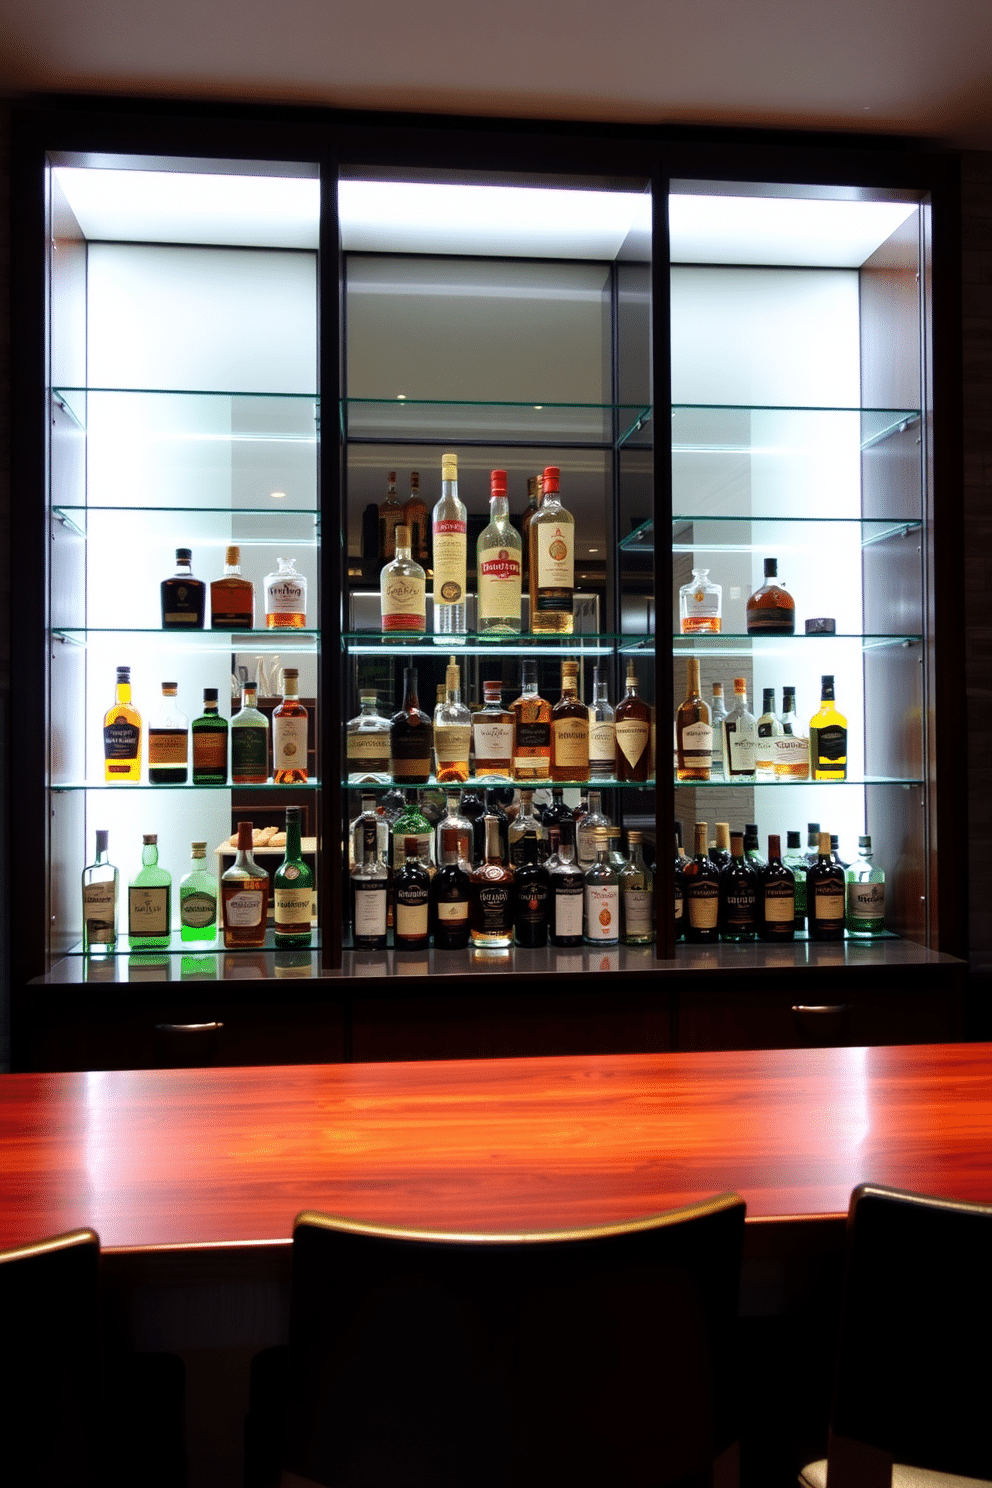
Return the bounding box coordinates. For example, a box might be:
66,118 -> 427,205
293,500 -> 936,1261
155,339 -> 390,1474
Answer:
259,1191 -> 746,1488
800,1183 -> 992,1488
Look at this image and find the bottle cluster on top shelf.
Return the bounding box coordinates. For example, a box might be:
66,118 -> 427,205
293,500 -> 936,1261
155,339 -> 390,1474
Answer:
378,459 -> 576,637
347,657 -> 654,788
160,547 -> 308,631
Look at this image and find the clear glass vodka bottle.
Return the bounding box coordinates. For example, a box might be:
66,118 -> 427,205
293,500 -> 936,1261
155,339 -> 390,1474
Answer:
432,451 -> 467,637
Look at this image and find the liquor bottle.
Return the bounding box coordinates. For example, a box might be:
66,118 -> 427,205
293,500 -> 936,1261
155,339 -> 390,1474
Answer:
161,548 -> 205,629
709,683 -> 728,780
614,661 -> 651,782
378,470 -> 405,562
528,465 -> 574,635
576,789 -> 611,870
432,826 -> 471,949
473,681 -> 514,779
588,666 -> 616,780
743,822 -> 766,870
434,658 -> 472,784
128,833 -> 172,949
541,788 -> 574,835
804,822 -> 822,870
846,835 -> 886,936
606,828 -> 628,877
273,806 -> 314,947
432,451 -> 468,638
675,657 -> 712,782
390,666 -> 433,786
756,688 -> 782,780
103,666 -> 142,782
390,792 -> 433,871
758,835 -> 795,943
807,831 -> 846,941
619,830 -> 654,946
810,676 -> 848,780
477,468 -> 522,635
264,556 -> 307,629
349,792 -> 390,872
746,558 -> 795,634
147,682 -> 189,785
221,821 -> 269,949
435,792 -> 474,870
830,836 -> 850,870
551,660 -> 590,783
82,829 -> 118,954
683,822 -> 721,943
473,789 -> 510,867
210,545 -> 255,630
773,687 -> 810,781
380,523 -> 426,634
469,816 -> 515,949
519,474 -> 541,586
583,828 -> 619,946
511,660 -> 552,782
509,790 -> 550,867
351,819 -> 389,950
180,841 -> 218,942
346,693 -> 391,784
718,832 -> 758,942
722,677 -> 757,782
512,833 -> 551,948
710,821 -> 731,870
272,668 -> 309,784
404,471 -> 429,564
231,681 -> 269,784
549,818 -> 585,948
783,831 -> 808,932
679,567 -> 722,634
673,831 -> 686,943
192,688 -> 228,785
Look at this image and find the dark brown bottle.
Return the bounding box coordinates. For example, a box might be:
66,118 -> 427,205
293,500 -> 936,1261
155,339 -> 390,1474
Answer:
614,660 -> 651,782
758,834 -> 796,942
683,822 -> 720,943
431,826 -> 471,950
718,832 -> 757,942
746,557 -> 795,634
393,836 -> 431,950
807,831 -> 846,941
389,666 -> 433,786
161,548 -> 205,629
512,833 -> 551,948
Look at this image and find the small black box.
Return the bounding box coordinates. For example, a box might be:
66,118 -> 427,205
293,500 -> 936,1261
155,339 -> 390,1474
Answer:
805,617 -> 836,634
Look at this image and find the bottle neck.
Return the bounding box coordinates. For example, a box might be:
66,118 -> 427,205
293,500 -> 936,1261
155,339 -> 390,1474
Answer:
490,494 -> 509,522
142,843 -> 159,867
285,813 -> 303,859
116,680 -> 132,705
403,673 -> 420,711
484,817 -> 503,865
734,688 -> 749,709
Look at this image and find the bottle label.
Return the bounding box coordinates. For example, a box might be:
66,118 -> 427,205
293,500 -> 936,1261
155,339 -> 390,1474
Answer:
678,721 -> 712,768
232,726 -> 269,776
535,524 -> 574,596
848,882 -> 885,920
722,885 -> 757,926
193,729 -> 227,769
473,719 -> 513,763
348,733 -> 390,762
554,881 -> 584,937
763,882 -> 795,923
687,880 -> 719,930
515,720 -> 550,751
813,725 -> 847,763
275,886 -> 313,928
622,887 -> 653,934
746,607 -> 793,631
128,885 -> 168,935
681,587 -> 720,624
382,573 -> 426,630
433,519 -> 467,605
181,891 -> 217,929
397,891 -> 430,939
514,878 -> 550,924
585,884 -> 619,941
104,720 -> 140,760
615,718 -> 650,768
725,722 -> 756,773
391,725 -> 433,766
772,735 -> 810,775
588,719 -> 615,770
811,882 -> 845,923
435,724 -> 472,765
163,583 -> 202,623
551,718 -> 590,769
274,717 -> 308,772
474,883 -> 512,932
265,579 -> 306,616
83,882 -> 116,941
478,546 -> 522,621
437,900 -> 469,924
148,728 -> 189,766
354,882 -> 387,939
225,888 -> 265,927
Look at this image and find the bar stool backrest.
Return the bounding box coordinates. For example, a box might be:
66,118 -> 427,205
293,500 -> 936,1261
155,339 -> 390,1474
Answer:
281,1193 -> 746,1488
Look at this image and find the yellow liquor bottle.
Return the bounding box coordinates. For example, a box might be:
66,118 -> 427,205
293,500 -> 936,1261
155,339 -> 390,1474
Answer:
809,674 -> 847,780
103,666 -> 142,782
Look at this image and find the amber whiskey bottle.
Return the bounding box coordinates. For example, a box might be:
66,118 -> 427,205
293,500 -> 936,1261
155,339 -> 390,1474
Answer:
210,545 -> 255,630
221,821 -> 269,949
683,822 -> 721,943
614,661 -> 651,782
675,657 -> 712,782
511,660 -> 552,782
390,666 -> 433,786
550,660 -> 590,782
745,558 -> 795,634
272,668 -> 309,784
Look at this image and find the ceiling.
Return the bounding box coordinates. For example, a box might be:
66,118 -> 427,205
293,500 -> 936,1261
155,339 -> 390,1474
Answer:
3,0 -> 992,150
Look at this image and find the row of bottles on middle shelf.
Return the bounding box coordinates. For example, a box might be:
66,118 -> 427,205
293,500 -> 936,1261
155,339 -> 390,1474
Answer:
349,786 -> 654,951
160,546 -> 308,631
81,809 -> 315,953
675,662 -> 847,782
103,669 -> 310,784
675,819 -> 886,941
350,658 -> 654,785
379,459 -> 577,637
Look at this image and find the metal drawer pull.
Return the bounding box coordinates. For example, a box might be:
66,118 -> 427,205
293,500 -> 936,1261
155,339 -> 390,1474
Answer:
791,1005 -> 853,1017
154,1021 -> 224,1034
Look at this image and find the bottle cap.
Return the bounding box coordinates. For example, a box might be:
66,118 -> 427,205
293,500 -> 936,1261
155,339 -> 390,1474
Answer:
763,557 -> 778,577
410,471 -> 419,490
387,471 -> 397,485
441,453 -> 458,479
768,835 -> 781,859
394,524 -> 410,548
203,687 -> 219,701
95,829 -> 109,853
860,835 -> 871,850
542,465 -> 560,493
285,806 -> 301,823
818,832 -> 832,854
162,681 -> 178,693
237,822 -> 253,850
284,667 -> 299,679
734,677 -> 747,694
627,830 -> 642,844
787,831 -> 801,849
116,666 -> 130,681
143,833 -> 157,845
483,680 -> 502,699
176,548 -> 192,561
191,841 -> 207,855
225,545 -> 240,564
490,469 -> 507,495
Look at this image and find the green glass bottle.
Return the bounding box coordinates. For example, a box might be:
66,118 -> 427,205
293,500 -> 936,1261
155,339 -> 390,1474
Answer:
180,841 -> 218,942
846,835 -> 886,936
128,833 -> 172,949
274,806 -> 314,947
390,791 -> 433,871
192,687 -> 228,785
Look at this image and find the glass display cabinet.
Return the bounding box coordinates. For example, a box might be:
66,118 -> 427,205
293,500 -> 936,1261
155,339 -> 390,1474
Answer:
8,100 -> 964,1068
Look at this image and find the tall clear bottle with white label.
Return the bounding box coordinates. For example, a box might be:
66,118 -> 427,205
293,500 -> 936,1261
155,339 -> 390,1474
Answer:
619,830 -> 654,945
82,829 -> 118,954
722,677 -> 757,783
477,468 -> 522,634
588,665 -> 615,779
432,451 -> 467,638
272,667 -> 308,784
528,465 -> 574,634
846,835 -> 886,936
583,828 -> 619,946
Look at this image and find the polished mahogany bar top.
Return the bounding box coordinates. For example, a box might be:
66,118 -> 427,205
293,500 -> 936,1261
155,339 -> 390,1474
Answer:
2,1043 -> 990,1254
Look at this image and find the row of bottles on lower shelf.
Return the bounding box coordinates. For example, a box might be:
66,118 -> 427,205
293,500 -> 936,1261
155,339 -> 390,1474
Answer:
81,811 -> 315,952
160,546 -> 307,631
676,664 -> 847,782
675,821 -> 885,941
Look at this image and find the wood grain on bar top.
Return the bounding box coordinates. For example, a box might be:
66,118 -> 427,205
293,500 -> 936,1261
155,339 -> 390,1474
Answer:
2,1043 -> 990,1254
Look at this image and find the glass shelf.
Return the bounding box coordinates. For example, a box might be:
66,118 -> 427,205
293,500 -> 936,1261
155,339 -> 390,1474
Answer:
673,775 -> 923,788
622,515 -> 923,553
671,403 -> 920,452
51,780 -> 321,792
672,632 -> 921,654
53,627 -> 320,652
52,387 -> 319,439
343,777 -> 657,792
344,632 -> 620,656
52,506 -> 319,539
61,929 -> 320,958
342,397 -> 652,447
